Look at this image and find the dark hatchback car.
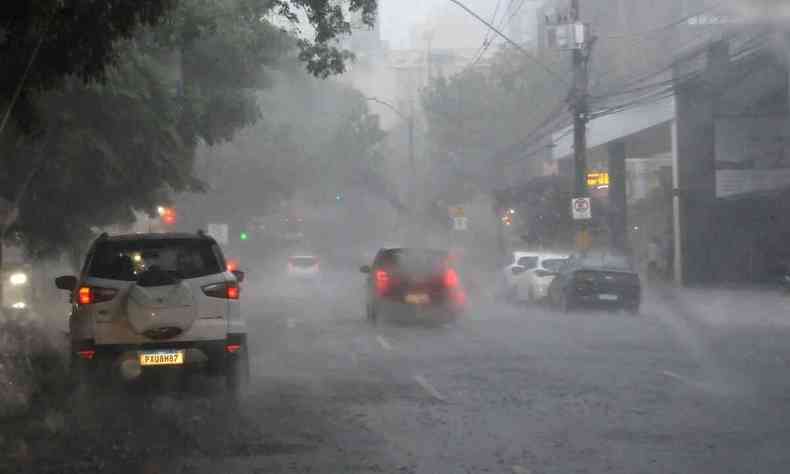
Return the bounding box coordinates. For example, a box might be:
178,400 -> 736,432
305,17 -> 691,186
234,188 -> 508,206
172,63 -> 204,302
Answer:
361,248 -> 467,324
547,253 -> 641,314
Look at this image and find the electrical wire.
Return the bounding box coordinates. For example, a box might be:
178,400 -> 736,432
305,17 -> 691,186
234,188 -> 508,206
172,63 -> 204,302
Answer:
590,26 -> 758,101
467,0 -> 505,69
448,0 -> 570,85
467,0 -> 528,70
490,28 -> 772,168
601,1 -> 727,40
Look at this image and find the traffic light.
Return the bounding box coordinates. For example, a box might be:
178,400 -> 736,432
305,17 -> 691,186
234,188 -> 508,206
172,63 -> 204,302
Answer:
239,232 -> 249,241
335,193 -> 343,201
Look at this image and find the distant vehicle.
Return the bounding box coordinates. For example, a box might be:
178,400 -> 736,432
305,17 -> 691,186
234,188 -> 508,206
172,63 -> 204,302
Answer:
512,253 -> 569,303
287,255 -> 320,279
361,248 -> 466,324
547,253 -> 641,314
501,251 -> 538,300
2,262 -> 33,314
55,232 -> 249,391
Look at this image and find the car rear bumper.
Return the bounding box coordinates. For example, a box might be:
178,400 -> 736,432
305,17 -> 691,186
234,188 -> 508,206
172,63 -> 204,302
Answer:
571,292 -> 640,309
71,334 -> 247,373
374,299 -> 462,323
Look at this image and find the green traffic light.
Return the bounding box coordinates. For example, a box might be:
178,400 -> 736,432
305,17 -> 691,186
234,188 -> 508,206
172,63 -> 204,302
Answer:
240,232 -> 249,241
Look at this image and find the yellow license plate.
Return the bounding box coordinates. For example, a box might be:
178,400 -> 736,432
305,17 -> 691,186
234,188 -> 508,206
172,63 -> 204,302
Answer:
139,351 -> 184,366
405,293 -> 431,305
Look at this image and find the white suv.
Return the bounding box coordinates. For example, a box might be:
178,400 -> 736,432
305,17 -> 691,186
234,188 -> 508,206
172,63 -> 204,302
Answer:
55,232 -> 249,391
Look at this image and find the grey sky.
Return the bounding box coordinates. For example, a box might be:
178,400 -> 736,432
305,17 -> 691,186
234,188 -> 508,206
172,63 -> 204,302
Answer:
379,0 -> 498,50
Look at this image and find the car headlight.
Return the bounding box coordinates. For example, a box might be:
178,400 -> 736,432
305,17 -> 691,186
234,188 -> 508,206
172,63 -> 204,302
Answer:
11,302 -> 27,309
9,273 -> 28,286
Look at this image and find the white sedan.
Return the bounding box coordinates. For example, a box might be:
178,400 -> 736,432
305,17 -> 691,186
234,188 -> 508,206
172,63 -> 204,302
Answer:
287,255 -> 320,279
513,253 -> 569,303
501,251 -> 539,300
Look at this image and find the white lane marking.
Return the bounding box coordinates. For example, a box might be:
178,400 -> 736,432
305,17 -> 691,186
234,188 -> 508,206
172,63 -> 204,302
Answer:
512,467 -> 531,474
413,374 -> 446,402
661,370 -> 713,392
286,318 -> 296,329
376,335 -> 393,351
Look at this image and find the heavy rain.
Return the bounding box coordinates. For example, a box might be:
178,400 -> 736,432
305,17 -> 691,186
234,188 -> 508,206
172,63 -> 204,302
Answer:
3,1 -> 790,473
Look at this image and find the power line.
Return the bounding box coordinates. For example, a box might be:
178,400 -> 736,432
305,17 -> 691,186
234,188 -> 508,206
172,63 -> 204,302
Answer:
601,1 -> 727,40
467,0 -> 529,70
467,0 -> 504,67
447,0 -> 569,85
591,29 -> 769,104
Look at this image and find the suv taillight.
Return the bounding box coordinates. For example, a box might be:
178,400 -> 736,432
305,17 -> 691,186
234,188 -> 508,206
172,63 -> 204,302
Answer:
444,268 -> 460,288
77,286 -> 118,305
202,281 -> 239,300
375,270 -> 390,295
443,268 -> 466,307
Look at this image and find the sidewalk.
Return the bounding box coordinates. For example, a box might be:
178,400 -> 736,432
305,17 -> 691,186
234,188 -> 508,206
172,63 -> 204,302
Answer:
644,284 -> 790,328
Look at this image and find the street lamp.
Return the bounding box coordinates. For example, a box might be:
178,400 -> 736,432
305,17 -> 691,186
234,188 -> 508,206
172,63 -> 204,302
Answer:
365,97 -> 416,214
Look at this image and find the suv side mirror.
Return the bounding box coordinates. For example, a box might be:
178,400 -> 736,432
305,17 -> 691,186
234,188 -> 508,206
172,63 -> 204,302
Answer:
360,265 -> 371,274
511,266 -> 527,276
232,270 -> 245,282
55,275 -> 77,291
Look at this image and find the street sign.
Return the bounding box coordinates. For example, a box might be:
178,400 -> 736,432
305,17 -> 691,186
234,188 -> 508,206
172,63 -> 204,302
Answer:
207,223 -> 229,245
571,198 -> 592,220
453,216 -> 468,231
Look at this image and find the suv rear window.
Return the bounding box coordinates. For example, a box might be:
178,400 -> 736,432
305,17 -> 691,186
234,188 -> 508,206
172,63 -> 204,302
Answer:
375,249 -> 449,276
88,239 -> 224,281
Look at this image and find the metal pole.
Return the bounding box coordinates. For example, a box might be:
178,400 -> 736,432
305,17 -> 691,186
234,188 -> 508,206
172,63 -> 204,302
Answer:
571,0 -> 590,252
408,114 -> 416,213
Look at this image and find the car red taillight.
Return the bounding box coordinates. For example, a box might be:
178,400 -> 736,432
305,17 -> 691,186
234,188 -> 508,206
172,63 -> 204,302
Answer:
77,286 -> 118,305
202,282 -> 240,299
444,268 -> 460,288
443,268 -> 466,308
375,270 -> 390,295
77,348 -> 96,360
225,343 -> 242,353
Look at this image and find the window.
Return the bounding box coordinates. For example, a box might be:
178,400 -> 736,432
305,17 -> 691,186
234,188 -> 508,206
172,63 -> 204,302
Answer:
517,256 -> 538,269
88,239 -> 223,281
542,259 -> 568,272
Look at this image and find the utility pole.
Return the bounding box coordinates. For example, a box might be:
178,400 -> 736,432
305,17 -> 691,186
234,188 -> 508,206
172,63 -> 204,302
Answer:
407,111 -> 416,216
570,0 -> 591,252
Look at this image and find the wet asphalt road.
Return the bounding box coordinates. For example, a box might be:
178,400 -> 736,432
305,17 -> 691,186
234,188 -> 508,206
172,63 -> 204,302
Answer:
16,270 -> 790,473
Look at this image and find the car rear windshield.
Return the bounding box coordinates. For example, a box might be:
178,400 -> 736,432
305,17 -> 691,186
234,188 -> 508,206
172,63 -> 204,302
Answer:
577,254 -> 633,271
542,258 -> 567,272
88,239 -> 224,281
377,249 -> 449,276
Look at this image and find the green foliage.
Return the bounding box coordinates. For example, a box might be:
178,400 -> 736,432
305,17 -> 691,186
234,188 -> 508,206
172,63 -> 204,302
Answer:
421,48 -> 568,200
182,69 -> 386,223
0,0 -> 379,256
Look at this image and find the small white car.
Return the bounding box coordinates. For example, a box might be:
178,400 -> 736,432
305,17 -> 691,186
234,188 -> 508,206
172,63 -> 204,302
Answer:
55,232 -> 249,391
287,255 -> 320,279
513,253 -> 569,302
501,251 -> 539,299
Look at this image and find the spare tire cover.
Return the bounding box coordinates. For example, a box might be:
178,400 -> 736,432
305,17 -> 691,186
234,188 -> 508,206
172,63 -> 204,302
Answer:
127,281 -> 196,335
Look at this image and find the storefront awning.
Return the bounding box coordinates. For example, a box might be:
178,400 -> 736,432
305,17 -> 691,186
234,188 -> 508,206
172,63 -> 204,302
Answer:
552,95 -> 676,160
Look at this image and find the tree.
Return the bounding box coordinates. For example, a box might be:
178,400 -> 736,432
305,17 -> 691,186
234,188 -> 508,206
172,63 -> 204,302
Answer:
421,47 -> 568,204
0,0 -> 379,258
179,66 -> 388,227
1,0 -> 377,132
